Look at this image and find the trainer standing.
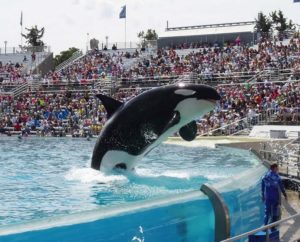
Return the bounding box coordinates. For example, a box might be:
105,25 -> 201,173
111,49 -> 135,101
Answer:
261,163 -> 287,229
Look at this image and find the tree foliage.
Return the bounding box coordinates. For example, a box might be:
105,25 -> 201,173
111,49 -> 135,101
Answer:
137,29 -> 158,41
137,29 -> 158,50
255,10 -> 295,38
255,12 -> 272,37
22,25 -> 45,47
270,10 -> 295,35
54,47 -> 79,67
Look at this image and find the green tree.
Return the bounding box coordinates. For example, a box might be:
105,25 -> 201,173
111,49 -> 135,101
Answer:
270,10 -> 295,38
54,47 -> 80,67
22,25 -> 45,47
138,29 -> 158,41
137,29 -> 158,50
255,12 -> 272,38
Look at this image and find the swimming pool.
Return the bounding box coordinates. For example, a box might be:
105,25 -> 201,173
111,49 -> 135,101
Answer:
0,136 -> 266,241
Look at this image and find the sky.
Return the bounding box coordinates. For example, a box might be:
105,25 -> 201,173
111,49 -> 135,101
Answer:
1,0 -> 300,55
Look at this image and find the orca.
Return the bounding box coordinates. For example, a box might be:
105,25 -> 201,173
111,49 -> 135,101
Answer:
91,83 -> 220,172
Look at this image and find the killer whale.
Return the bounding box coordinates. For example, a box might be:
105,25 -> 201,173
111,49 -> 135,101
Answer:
91,83 -> 220,172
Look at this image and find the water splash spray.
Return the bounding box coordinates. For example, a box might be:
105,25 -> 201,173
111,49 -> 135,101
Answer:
132,226 -> 145,242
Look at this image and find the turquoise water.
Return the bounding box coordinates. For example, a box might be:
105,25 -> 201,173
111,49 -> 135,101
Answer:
0,164 -> 266,242
0,137 -> 260,226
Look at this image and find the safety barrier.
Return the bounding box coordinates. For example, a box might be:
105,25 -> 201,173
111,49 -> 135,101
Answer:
221,213 -> 300,242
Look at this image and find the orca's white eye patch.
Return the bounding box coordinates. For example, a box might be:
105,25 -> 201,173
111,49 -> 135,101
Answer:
175,89 -> 196,96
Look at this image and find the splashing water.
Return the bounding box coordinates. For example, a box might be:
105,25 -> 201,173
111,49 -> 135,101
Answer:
132,226 -> 145,242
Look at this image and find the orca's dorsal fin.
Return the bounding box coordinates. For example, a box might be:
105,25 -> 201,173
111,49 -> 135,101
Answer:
96,94 -> 123,118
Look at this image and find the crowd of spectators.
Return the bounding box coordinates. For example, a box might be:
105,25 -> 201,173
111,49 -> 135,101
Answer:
0,61 -> 27,87
43,50 -> 140,85
0,79 -> 299,137
0,89 -> 107,136
1,37 -> 300,137
197,80 -> 300,135
43,37 -> 300,85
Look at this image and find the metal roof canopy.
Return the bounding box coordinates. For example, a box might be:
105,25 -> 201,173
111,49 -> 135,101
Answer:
160,21 -> 255,38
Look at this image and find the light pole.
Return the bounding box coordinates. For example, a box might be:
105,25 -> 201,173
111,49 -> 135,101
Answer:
86,33 -> 90,53
4,41 -> 7,55
105,36 -> 109,49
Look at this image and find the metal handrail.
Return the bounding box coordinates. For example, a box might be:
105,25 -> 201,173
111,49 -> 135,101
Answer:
12,83 -> 28,97
284,137 -> 300,150
199,114 -> 263,137
259,150 -> 300,159
221,213 -> 300,242
218,79 -> 300,87
55,50 -> 83,72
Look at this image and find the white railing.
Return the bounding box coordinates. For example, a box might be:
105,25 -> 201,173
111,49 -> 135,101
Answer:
221,213 -> 300,242
0,46 -> 51,55
0,90 -> 13,96
55,50 -> 83,72
192,67 -> 295,85
199,114 -> 264,137
30,78 -> 42,91
218,78 -> 300,87
12,82 -> 29,97
259,149 -> 300,179
42,67 -> 296,88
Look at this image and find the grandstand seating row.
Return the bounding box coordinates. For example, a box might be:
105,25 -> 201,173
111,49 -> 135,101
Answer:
1,37 -> 300,136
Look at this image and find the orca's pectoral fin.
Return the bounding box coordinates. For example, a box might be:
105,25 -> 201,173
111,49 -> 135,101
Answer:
179,121 -> 198,141
162,111 -> 181,133
96,94 -> 123,119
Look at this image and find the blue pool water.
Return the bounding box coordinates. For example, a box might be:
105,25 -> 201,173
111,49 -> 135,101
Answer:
0,136 -> 266,242
0,136 -> 260,226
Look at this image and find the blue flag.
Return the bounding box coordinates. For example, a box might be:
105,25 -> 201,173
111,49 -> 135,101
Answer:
119,5 -> 126,19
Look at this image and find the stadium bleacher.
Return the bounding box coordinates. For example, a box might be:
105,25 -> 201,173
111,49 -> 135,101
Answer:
0,35 -> 300,137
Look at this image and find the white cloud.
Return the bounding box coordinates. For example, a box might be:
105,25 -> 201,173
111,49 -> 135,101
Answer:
63,15 -> 75,25
71,0 -> 80,5
99,1 -> 115,19
84,0 -> 97,10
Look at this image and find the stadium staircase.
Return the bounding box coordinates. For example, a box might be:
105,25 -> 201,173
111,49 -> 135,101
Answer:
199,113 -> 268,137
4,78 -> 42,98
55,50 -> 83,72
11,82 -> 28,97
199,105 -> 298,137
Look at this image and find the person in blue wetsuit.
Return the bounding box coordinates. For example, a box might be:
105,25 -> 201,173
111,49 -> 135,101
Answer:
261,163 -> 287,228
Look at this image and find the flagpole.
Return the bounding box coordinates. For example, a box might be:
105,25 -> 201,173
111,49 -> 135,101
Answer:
125,16 -> 127,49
20,11 -> 23,48
21,24 -> 23,47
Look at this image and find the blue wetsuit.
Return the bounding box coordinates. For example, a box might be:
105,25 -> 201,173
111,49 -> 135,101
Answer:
261,171 -> 287,226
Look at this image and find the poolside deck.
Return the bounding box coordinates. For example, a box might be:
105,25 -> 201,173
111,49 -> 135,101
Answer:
281,191 -> 300,242
167,135 -> 270,148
